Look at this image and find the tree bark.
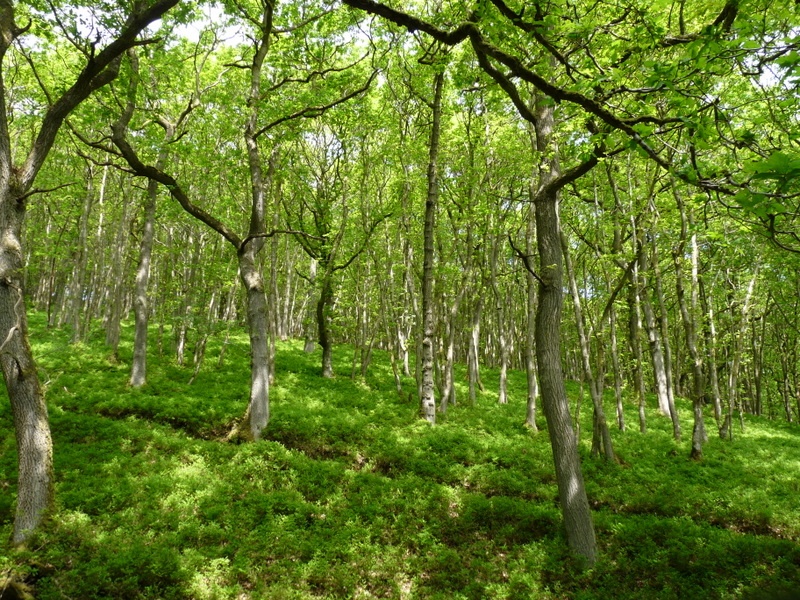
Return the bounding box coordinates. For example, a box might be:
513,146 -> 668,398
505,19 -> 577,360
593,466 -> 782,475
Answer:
672,187 -> 705,459
0,187 -> 54,545
237,250 -> 270,441
525,203 -> 539,430
303,258 -> 318,353
531,95 -> 597,565
535,187 -> 597,565
627,263 -> 647,433
131,135 -> 168,387
318,274 -> 335,378
419,71 -> 443,424
468,295 -> 484,405
68,165 -> 94,343
562,231 -> 616,462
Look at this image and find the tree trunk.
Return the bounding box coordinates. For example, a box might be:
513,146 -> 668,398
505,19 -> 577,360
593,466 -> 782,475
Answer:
531,94 -> 597,565
673,189 -> 706,459
303,258 -> 318,353
699,276 -> 723,424
535,188 -> 597,566
440,282 -> 467,412
490,232 -> 510,405
727,268 -> 758,435
525,204 -> 539,430
318,274 -> 334,378
609,304 -> 625,431
68,165 -> 95,343
638,240 -> 679,438
628,262 -> 647,433
562,230 -> 616,462
236,252 -> 270,441
104,192 -> 130,357
651,235 -> 680,434
1,189 -> 54,545
419,71 -> 443,424
468,295 -> 484,405
131,142 -> 165,387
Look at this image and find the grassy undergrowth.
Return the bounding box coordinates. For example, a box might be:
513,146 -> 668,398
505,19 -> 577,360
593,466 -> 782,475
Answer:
1,314 -> 799,599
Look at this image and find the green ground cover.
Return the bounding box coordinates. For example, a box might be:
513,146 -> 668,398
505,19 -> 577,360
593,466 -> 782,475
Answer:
1,315 -> 799,599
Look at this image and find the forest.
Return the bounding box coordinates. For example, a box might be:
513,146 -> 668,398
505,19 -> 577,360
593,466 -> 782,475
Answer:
1,0 -> 800,597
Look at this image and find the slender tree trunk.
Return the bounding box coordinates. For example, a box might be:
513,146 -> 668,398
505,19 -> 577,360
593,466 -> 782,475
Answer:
69,165 -> 95,342
673,189 -> 706,458
468,295 -> 484,405
628,264 -> 647,433
727,268 -> 758,435
419,71 -> 443,424
104,193 -> 130,357
562,231 -> 615,462
525,204 -> 539,430
639,241 -> 679,438
441,281 -> 467,412
651,235 -> 680,433
130,141 -> 165,387
699,276 -> 723,424
609,304 -> 625,431
318,274 -> 334,378
490,233 -> 510,405
303,258 -> 318,353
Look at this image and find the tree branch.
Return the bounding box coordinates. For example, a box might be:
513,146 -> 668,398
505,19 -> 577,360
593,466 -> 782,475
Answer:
255,71 -> 378,138
18,0 -> 180,192
508,233 -> 544,284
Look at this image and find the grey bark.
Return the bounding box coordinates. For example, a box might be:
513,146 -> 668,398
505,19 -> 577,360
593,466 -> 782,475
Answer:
672,188 -> 706,459
530,96 -> 598,565
419,71 -> 443,424
303,258 -> 318,352
68,165 -> 94,343
562,230 -> 616,462
525,203 -> 539,430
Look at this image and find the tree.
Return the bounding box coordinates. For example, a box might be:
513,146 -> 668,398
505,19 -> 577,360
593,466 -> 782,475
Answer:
0,0 -> 179,545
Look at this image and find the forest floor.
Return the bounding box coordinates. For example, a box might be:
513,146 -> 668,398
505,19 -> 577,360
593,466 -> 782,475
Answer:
1,315 -> 800,599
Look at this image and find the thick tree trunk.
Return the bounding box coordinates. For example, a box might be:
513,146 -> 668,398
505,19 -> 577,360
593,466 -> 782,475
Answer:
531,93 -> 597,565
1,189 -> 54,545
236,252 -> 270,441
535,188 -> 597,566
